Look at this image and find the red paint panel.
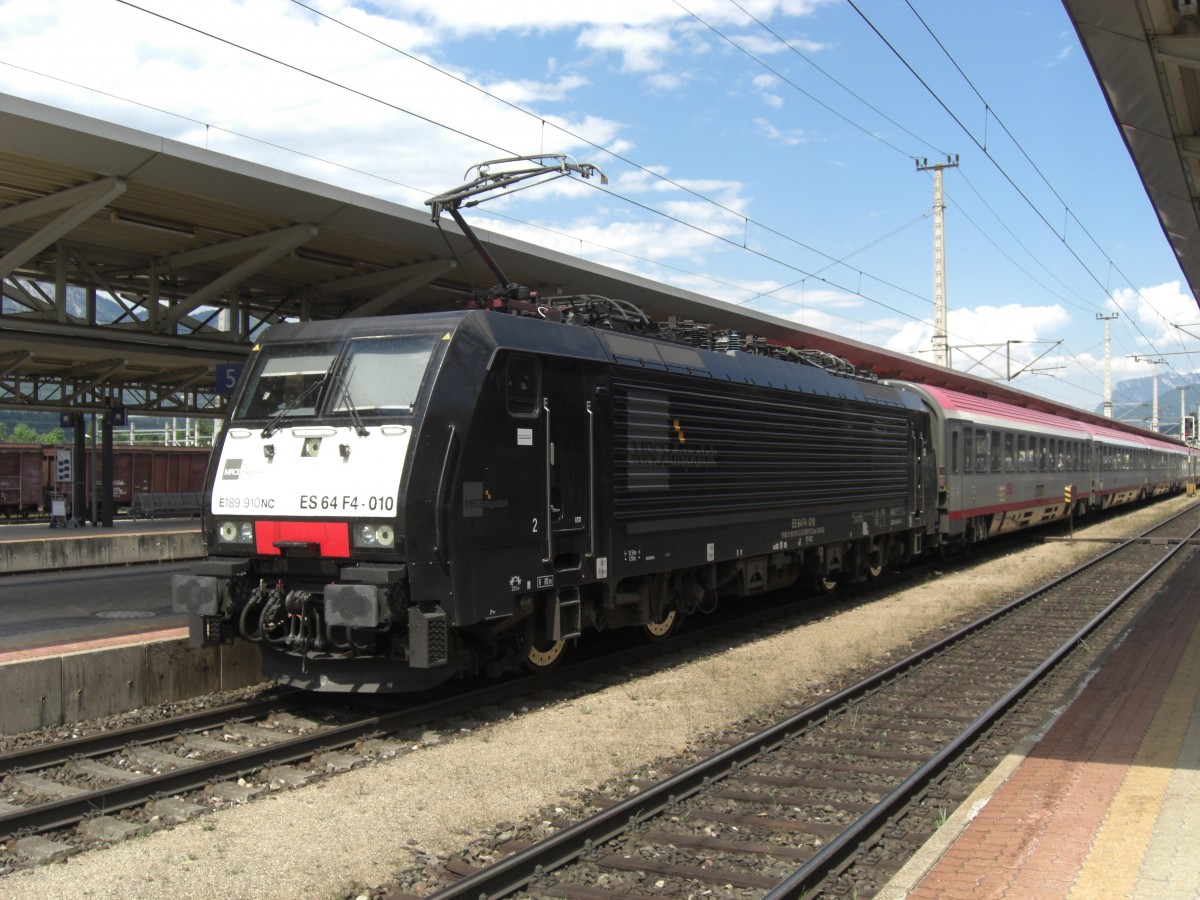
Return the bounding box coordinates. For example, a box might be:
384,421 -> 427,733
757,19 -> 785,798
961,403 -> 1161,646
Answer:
949,495 -> 1085,521
255,520 -> 350,557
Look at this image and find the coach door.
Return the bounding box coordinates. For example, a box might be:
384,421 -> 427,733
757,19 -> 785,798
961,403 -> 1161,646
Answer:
541,359 -> 592,571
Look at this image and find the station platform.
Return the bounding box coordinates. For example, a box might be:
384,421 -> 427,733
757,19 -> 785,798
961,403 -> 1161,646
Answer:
0,517 -> 203,575
0,518 -> 262,732
886,545 -> 1200,899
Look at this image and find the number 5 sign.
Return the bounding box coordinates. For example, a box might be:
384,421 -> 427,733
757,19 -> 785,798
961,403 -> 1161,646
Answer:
215,363 -> 244,395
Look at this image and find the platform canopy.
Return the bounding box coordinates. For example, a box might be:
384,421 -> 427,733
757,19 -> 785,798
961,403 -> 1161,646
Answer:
1063,0 -> 1200,308
0,92 -> 1181,439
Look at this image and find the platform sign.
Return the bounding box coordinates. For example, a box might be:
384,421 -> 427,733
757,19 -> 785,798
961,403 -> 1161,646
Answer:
55,450 -> 71,482
215,363 -> 244,395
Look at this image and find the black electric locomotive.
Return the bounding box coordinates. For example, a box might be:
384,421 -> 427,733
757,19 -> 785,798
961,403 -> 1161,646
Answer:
172,303 -> 938,691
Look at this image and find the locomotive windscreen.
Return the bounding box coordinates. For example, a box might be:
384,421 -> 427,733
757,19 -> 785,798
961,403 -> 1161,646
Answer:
232,333 -> 439,422
331,335 -> 438,414
235,345 -> 335,420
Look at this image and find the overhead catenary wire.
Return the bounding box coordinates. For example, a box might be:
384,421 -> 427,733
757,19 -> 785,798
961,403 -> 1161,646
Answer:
693,0 -> 1189,391
114,0 -> 1122,379
8,1 -> 1188,412
97,0 -> 964,336
845,0 -> 1192,379
681,0 -> 1168,399
281,0 -> 1111,377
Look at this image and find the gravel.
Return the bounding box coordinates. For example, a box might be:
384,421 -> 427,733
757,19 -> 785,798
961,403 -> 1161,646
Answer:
3,498 -> 1190,899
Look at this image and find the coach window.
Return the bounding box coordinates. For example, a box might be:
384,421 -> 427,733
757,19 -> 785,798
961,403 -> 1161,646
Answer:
963,427 -> 974,473
977,431 -> 990,473
991,430 -> 1003,472
1039,437 -> 1048,472
1003,432 -> 1014,473
951,430 -> 960,475
1017,434 -> 1027,472
506,355 -> 540,417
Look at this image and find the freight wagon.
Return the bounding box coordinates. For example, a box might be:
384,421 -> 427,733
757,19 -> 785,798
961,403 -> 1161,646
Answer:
0,443 -> 211,518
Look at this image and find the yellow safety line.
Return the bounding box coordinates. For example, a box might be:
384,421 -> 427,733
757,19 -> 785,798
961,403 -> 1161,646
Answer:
1069,612 -> 1200,899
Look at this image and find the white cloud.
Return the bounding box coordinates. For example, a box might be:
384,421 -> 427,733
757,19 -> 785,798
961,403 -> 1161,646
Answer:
755,117 -> 807,145
361,0 -> 830,35
1110,280 -> 1199,346
885,302 -> 1072,377
577,25 -> 676,73
753,73 -> 784,108
483,75 -> 590,105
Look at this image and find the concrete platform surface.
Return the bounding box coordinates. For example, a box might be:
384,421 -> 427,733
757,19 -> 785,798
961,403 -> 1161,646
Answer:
0,626 -> 263,733
0,517 -> 266,732
0,517 -> 203,575
884,545 -> 1200,899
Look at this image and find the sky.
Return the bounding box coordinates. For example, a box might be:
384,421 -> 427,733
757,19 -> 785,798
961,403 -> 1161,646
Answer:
1,0 -> 1198,426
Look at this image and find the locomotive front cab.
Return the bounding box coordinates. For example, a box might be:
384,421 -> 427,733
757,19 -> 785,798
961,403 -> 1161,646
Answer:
173,315 -> 460,690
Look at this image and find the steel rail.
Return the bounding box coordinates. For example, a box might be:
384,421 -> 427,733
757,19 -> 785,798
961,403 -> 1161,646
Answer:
426,503 -> 1200,899
765,517 -> 1200,898
0,591 -> 846,842
0,673 -> 552,839
0,690 -> 301,773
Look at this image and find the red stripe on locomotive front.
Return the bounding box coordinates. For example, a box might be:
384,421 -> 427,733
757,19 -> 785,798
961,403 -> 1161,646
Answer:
255,521 -> 350,557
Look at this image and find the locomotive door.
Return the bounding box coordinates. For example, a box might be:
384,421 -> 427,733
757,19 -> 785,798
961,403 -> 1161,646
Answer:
542,359 -> 591,568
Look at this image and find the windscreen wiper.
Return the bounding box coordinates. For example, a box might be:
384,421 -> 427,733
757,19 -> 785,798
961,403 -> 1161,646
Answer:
261,378 -> 326,438
332,369 -> 369,437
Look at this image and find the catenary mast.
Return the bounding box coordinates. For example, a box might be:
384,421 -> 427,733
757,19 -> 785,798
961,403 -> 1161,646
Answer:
917,156 -> 958,368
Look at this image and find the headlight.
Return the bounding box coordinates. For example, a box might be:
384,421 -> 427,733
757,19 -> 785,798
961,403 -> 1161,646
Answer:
216,520 -> 255,545
352,523 -> 396,549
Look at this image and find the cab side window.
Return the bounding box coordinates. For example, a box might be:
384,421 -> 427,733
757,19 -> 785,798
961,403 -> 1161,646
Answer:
506,355 -> 540,417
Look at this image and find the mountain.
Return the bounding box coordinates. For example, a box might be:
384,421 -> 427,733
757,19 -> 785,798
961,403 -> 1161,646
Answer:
1101,372 -> 1199,437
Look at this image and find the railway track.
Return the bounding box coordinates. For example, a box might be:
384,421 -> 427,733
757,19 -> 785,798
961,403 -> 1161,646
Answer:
0,585 -> 898,866
417,503 -> 1200,899
0,674 -> 599,862
0,500 -> 1193,881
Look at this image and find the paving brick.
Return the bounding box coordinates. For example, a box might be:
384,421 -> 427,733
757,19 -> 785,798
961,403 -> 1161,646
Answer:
905,547 -> 1200,900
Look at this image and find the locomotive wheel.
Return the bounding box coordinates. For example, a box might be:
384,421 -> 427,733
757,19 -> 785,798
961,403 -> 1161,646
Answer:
642,607 -> 684,641
867,563 -> 883,579
524,635 -> 567,671
816,574 -> 840,593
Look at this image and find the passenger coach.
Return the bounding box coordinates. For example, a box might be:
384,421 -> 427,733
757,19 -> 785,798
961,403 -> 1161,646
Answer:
896,382 -> 1194,546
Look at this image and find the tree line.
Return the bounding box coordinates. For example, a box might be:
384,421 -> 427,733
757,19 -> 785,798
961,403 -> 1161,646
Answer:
0,423 -> 64,444
0,421 -> 213,446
